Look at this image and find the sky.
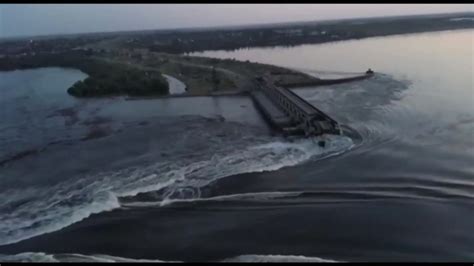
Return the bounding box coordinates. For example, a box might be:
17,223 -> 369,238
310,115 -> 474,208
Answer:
1,4 -> 473,38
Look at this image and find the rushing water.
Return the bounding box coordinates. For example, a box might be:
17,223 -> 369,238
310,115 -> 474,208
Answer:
0,30 -> 473,262
162,74 -> 187,95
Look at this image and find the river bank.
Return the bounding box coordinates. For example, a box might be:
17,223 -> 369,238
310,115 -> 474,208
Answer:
78,12 -> 473,55
0,47 -> 373,99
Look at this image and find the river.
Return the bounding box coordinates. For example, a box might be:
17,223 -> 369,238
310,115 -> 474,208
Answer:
0,29 -> 472,262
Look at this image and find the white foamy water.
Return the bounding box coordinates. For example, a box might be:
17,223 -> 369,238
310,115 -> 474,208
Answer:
449,17 -> 474,21
0,252 -> 338,263
122,191 -> 305,208
0,132 -> 353,246
0,252 -> 172,263
223,254 -> 339,263
163,74 -> 186,95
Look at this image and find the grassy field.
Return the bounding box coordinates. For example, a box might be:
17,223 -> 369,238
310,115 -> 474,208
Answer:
104,50 -> 321,95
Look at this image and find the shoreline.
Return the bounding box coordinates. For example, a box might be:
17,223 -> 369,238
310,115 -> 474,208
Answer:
125,90 -> 248,100
188,28 -> 474,56
124,72 -> 373,100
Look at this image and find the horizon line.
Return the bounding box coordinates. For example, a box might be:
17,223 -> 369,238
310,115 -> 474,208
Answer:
1,10 -> 473,41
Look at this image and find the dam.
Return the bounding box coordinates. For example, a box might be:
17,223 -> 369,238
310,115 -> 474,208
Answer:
250,74 -> 344,137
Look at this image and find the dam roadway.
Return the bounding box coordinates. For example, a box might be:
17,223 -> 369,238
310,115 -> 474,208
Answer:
251,75 -> 343,137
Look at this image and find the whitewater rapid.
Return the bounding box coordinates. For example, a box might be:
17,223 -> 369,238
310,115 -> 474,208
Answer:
0,252 -> 339,263
0,125 -> 353,246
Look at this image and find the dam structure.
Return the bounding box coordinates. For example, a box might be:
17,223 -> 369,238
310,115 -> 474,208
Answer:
250,75 -> 342,137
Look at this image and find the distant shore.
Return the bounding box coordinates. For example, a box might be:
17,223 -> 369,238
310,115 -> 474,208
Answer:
0,11 -> 471,98
96,12 -> 474,54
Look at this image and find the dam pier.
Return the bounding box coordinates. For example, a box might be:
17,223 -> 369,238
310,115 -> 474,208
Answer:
250,73 -> 369,137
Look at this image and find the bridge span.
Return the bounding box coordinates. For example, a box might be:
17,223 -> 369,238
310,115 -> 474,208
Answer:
251,75 -> 342,137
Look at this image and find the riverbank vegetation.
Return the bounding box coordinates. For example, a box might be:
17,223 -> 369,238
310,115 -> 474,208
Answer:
0,48 -> 362,97
107,51 -> 326,95
115,12 -> 474,54
0,52 -> 169,97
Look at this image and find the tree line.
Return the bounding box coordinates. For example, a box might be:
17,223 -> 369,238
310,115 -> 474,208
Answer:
0,52 -> 169,97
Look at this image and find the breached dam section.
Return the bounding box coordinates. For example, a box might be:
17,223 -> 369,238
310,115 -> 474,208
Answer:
250,74 -> 350,137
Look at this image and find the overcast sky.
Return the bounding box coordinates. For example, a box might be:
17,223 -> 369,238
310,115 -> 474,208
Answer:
1,4 -> 473,38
